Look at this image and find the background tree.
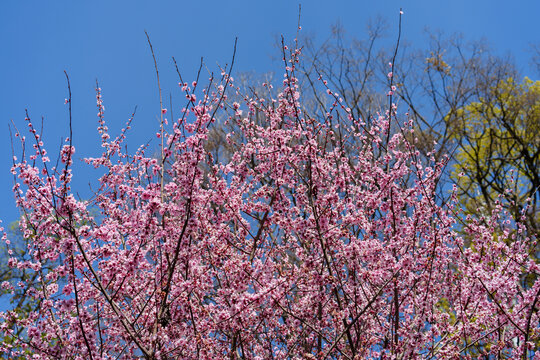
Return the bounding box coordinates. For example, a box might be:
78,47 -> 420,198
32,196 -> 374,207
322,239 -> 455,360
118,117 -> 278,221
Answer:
449,76 -> 540,249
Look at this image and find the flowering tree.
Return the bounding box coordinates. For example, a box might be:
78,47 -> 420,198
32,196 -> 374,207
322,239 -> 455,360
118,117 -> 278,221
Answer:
1,31 -> 539,359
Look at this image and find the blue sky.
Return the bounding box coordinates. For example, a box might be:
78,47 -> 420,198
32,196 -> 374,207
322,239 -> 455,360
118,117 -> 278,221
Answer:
0,0 -> 539,226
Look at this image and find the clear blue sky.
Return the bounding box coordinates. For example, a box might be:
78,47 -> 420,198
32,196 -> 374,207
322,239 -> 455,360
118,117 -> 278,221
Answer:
1,0 -> 539,225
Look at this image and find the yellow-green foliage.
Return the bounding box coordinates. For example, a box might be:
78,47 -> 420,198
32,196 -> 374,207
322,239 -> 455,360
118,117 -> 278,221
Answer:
450,77 -> 540,228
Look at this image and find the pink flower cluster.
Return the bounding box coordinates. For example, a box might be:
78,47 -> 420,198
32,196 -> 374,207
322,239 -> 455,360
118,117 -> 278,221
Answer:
1,45 -> 538,359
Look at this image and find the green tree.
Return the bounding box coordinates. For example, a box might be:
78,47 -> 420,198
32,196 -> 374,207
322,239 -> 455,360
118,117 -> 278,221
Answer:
450,76 -> 540,248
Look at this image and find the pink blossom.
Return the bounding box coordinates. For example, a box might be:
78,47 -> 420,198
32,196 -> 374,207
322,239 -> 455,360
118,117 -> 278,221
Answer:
1,39 -> 536,360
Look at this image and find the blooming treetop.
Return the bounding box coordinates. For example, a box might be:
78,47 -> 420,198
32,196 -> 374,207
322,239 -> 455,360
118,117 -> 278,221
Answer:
0,38 -> 539,360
